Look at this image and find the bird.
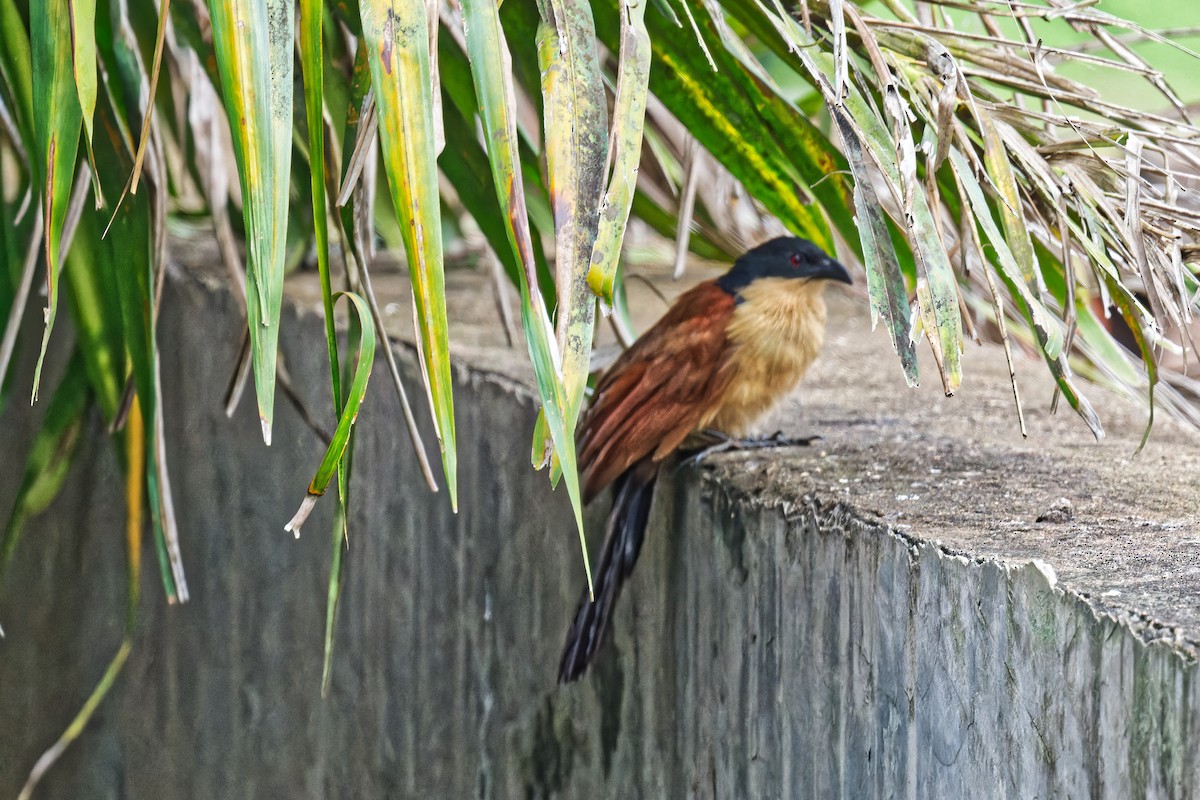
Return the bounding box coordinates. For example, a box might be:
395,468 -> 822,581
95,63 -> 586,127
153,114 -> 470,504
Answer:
558,235 -> 852,683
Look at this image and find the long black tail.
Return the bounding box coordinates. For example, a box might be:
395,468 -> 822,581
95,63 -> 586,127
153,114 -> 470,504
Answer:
558,461 -> 659,683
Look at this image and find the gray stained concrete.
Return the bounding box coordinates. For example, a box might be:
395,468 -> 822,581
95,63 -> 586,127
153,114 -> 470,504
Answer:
1,247 -> 1197,798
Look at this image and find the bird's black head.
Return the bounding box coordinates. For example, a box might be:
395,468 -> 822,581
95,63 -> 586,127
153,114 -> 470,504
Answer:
716,236 -> 852,297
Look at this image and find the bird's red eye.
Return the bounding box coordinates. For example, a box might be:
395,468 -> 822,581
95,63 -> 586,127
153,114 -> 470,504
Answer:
790,253 -> 802,267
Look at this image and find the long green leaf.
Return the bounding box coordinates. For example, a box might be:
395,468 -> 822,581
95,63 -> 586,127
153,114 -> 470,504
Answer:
833,107 -> 918,385
950,148 -> 1064,359
587,0 -> 651,305
92,78 -> 182,599
438,48 -> 560,312
537,0 -> 607,433
63,197 -> 124,424
322,489 -> 348,696
321,303 -> 364,696
976,112 -> 1061,360
950,152 -> 1101,437
301,0 -> 354,697
361,0 -> 458,509
299,0 -> 341,411
206,0 -> 294,444
460,0 -> 592,594
285,291 -> 376,536
64,193 -> 183,597
437,89 -> 521,285
1074,304 -> 1141,387
30,0 -> 83,403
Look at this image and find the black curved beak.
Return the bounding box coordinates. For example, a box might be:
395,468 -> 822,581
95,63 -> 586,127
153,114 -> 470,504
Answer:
814,257 -> 853,285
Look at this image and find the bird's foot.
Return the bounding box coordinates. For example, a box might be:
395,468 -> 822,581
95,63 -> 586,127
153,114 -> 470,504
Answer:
685,429 -> 821,466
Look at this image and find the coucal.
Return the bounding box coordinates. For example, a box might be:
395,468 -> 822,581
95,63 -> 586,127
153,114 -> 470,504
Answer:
559,235 -> 852,682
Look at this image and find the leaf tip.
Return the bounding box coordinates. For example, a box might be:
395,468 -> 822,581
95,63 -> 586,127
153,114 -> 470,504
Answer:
285,496 -> 319,538
261,417 -> 273,446
442,450 -> 458,511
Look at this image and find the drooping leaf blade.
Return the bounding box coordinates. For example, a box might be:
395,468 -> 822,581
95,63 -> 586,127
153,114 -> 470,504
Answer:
30,0 -> 84,402
285,290 -> 376,536
536,0 -> 607,433
63,191 -> 124,424
950,149 -> 1066,365
91,77 -> 184,599
833,107 -> 918,386
587,0 -> 651,306
976,112 -> 1062,359
299,0 -> 342,412
460,0 -> 592,594
361,0 -> 458,509
206,0 -> 294,444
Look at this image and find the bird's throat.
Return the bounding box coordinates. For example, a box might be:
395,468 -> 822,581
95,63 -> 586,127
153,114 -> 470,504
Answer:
702,277 -> 828,435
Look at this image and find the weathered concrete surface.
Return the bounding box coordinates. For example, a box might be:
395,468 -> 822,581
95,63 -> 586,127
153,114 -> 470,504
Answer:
1,248 -> 1198,798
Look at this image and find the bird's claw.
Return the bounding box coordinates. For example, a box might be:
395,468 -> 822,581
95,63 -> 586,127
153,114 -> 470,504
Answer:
685,430 -> 821,467
764,430 -> 792,447
685,439 -> 734,467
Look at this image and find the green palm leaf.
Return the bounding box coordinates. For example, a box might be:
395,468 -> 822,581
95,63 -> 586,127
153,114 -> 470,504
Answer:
206,0 -> 294,444
30,0 -> 83,403
360,0 -> 458,509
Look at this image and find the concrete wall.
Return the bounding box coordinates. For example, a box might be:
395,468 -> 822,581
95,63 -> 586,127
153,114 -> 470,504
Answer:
1,266 -> 1196,798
